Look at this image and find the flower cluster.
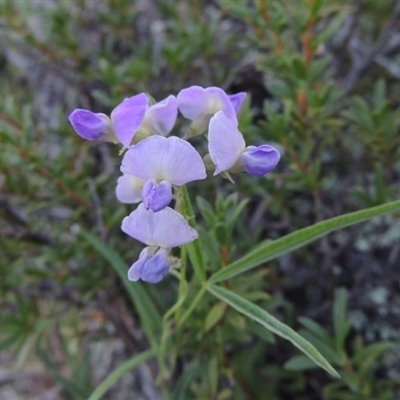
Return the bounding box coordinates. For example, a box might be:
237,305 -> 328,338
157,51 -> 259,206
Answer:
69,86 -> 281,283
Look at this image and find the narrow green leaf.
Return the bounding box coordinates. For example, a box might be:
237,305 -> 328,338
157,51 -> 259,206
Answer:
292,57 -> 307,81
87,348 -> 157,400
210,199 -> 400,283
205,302 -> 227,332
284,354 -> 318,371
81,231 -> 162,346
207,285 -> 339,377
226,198 -> 249,233
333,288 -> 352,351
266,80 -> 293,98
196,196 -> 217,227
354,341 -> 395,378
172,364 -> 200,400
298,317 -> 332,344
186,239 -> 206,281
353,341 -> 395,366
299,331 -> 344,366
248,320 -> 275,343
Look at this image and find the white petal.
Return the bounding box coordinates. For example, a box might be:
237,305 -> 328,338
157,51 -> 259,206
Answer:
121,136 -> 206,185
208,111 -> 246,175
115,174 -> 144,204
121,204 -> 198,248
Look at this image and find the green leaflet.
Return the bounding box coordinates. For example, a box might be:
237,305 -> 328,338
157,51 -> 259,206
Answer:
208,284 -> 339,378
210,199 -> 400,283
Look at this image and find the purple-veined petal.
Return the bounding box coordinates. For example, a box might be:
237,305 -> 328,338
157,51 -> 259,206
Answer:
68,109 -> 111,141
228,92 -> 247,115
127,247 -> 148,281
140,248 -> 170,283
127,247 -> 170,283
142,95 -> 178,136
208,111 -> 246,175
121,135 -> 206,185
115,174 -> 144,204
110,93 -> 148,147
121,204 -> 198,248
240,145 -> 281,177
177,86 -> 236,120
142,179 -> 173,212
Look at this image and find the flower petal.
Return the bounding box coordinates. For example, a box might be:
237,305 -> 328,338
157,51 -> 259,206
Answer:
142,179 -> 172,212
121,204 -> 198,248
110,93 -> 148,147
139,248 -> 170,283
177,86 -> 236,120
121,135 -> 206,185
127,247 -> 149,281
228,92 -> 247,115
240,145 -> 281,176
68,109 -> 111,141
142,95 -> 178,136
115,174 -> 144,204
208,111 -> 246,175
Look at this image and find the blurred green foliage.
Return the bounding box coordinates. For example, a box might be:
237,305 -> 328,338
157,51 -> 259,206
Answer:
1,0 -> 400,399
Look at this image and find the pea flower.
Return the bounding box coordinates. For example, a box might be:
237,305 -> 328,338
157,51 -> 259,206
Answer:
68,94 -> 177,147
122,204 -> 198,283
121,135 -> 206,212
116,174 -> 144,204
177,86 -> 246,137
208,111 -> 280,177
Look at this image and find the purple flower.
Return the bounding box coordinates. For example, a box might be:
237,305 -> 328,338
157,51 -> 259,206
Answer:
135,95 -> 178,140
122,204 -> 198,283
208,111 -> 280,177
121,135 -> 206,211
68,94 -> 178,147
115,174 -> 144,204
141,179 -> 172,212
177,86 -> 246,136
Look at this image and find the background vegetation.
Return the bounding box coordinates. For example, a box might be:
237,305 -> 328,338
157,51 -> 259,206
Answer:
1,0 -> 400,399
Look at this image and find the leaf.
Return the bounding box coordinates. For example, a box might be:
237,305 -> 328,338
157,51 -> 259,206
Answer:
205,302 -> 227,332
353,341 -> 395,366
81,231 -> 162,346
87,348 -> 157,400
299,330 -> 344,366
372,79 -> 386,110
333,288 -> 352,351
248,320 -> 275,343
207,285 -> 339,377
266,79 -> 293,98
209,199 -> 400,283
172,364 -> 201,400
346,97 -> 375,133
298,317 -> 332,344
292,57 -> 307,81
218,388 -> 233,400
196,196 -> 217,227
284,354 -> 318,371
355,341 -> 395,378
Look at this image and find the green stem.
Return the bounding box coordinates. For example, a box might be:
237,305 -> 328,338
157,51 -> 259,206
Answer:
177,284 -> 207,329
180,186 -> 206,282
158,269 -> 189,387
174,246 -> 187,323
